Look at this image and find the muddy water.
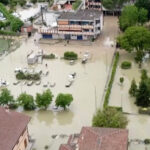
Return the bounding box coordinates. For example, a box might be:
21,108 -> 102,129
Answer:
0,16 -> 118,149
109,50 -> 150,140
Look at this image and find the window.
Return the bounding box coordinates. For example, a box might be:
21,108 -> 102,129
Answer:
24,139 -> 27,148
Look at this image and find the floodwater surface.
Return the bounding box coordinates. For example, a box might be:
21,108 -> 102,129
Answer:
0,16 -> 118,149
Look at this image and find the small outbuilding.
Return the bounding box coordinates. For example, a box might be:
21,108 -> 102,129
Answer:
21,22 -> 33,36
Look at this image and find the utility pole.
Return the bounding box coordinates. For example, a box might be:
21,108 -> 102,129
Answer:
41,6 -> 44,25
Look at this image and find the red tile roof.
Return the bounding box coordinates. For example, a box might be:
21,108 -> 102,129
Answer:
59,127 -> 128,150
0,106 -> 30,150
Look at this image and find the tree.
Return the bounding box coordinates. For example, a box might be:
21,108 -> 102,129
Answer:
120,77 -> 124,85
102,0 -> 129,11
117,26 -> 150,67
141,69 -> 148,81
17,93 -> 36,110
55,93 -> 73,109
129,79 -> 137,97
135,0 -> 150,19
0,0 -> 9,5
18,0 -> 27,7
0,88 -> 14,105
119,5 -> 138,31
136,80 -> 150,107
36,89 -> 53,109
92,108 -> 128,128
30,0 -> 37,4
138,8 -> 148,25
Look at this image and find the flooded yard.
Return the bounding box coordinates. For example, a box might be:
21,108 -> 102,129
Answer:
0,16 -> 118,150
109,51 -> 150,141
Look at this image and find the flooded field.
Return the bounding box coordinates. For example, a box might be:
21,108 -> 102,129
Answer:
109,51 -> 150,140
0,38 -> 12,52
0,16 -> 118,150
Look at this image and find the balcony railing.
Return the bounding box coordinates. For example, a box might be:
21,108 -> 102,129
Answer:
58,24 -> 94,29
39,28 -> 94,35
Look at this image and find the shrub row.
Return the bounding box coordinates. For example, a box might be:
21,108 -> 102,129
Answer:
0,30 -> 17,36
16,72 -> 40,80
103,52 -> 119,108
64,51 -> 78,60
121,61 -> 132,69
43,53 -> 55,59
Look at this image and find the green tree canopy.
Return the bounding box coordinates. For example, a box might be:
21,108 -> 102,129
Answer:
136,80 -> 150,107
119,5 -> 148,31
117,26 -> 150,66
129,79 -> 137,97
55,93 -> 73,109
92,108 -> 128,128
17,93 -> 36,110
36,89 -> 53,109
102,0 -> 129,10
0,88 -> 14,105
135,0 -> 150,19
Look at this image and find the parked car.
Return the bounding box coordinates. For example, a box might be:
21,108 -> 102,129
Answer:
13,81 -> 20,85
35,81 -> 41,85
43,82 -> 49,87
50,82 -> 56,87
27,81 -> 34,86
65,81 -> 72,87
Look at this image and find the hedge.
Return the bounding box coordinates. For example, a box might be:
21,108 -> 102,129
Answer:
16,72 -> 41,80
43,53 -> 55,59
64,51 -> 78,60
0,30 -> 17,36
103,52 -> 119,108
121,61 -> 131,69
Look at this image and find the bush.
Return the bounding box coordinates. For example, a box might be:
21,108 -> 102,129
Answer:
64,51 -> 78,60
43,54 -> 55,59
144,139 -> 150,144
55,93 -> 73,109
17,93 -> 36,110
121,61 -> 131,69
16,72 -> 40,80
36,89 -> 53,109
103,52 -> 119,108
139,107 -> 150,115
129,79 -> 137,97
92,108 -> 128,128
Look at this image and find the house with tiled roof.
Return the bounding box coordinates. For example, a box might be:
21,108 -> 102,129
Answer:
59,127 -> 128,150
0,106 -> 32,150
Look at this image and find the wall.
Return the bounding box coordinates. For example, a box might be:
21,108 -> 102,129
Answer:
13,128 -> 29,150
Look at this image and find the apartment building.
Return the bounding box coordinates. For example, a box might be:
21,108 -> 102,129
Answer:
39,9 -> 103,40
85,0 -> 102,11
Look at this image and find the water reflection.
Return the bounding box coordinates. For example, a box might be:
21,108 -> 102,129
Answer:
55,110 -> 74,125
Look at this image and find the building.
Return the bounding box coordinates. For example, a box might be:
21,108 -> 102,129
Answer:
53,0 -> 76,11
85,0 -> 101,11
59,127 -> 128,150
0,106 -> 32,150
39,9 -> 103,40
21,22 -> 33,36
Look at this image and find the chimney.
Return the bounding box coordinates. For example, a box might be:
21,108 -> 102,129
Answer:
4,105 -> 10,113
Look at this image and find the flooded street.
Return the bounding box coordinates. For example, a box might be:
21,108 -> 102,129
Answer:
0,16 -> 118,150
109,51 -> 150,141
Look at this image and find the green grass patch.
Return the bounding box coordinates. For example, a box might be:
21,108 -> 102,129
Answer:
103,52 -> 119,109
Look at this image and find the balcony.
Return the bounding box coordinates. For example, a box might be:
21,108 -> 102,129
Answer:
58,24 -> 94,29
39,28 -> 94,36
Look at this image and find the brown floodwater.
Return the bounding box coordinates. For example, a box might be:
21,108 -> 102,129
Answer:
0,16 -> 118,149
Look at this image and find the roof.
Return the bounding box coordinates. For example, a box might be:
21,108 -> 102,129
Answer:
58,9 -> 101,21
0,106 -> 31,150
59,127 -> 128,150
